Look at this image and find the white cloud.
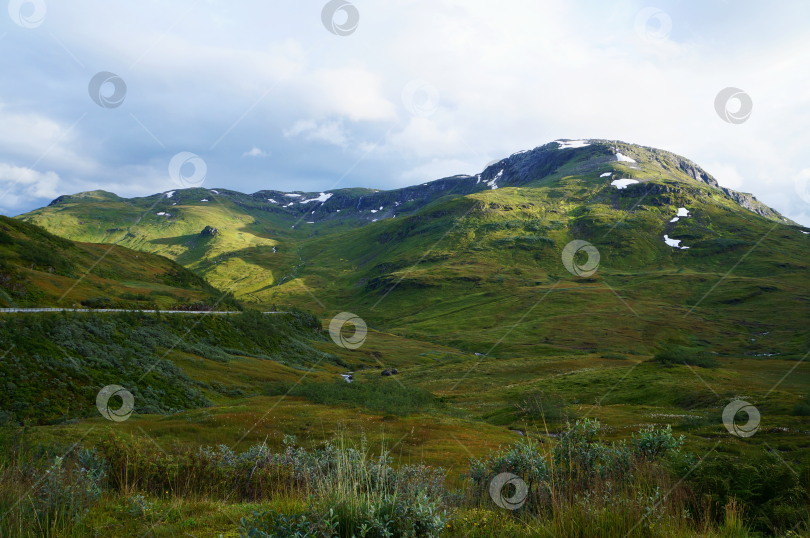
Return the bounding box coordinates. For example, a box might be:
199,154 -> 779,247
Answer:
400,158 -> 476,184
304,68 -> 397,122
705,163 -> 745,190
0,163 -> 61,214
0,104 -> 94,172
243,147 -> 269,157
284,120 -> 350,148
389,117 -> 467,158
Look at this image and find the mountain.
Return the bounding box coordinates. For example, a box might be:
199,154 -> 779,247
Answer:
0,215 -> 236,309
11,140 -> 810,537
18,139 -> 810,358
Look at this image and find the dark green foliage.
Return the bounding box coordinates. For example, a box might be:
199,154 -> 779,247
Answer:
650,346 -> 719,368
468,420 -> 685,512
120,292 -> 149,301
81,296 -> 114,308
681,451 -> 810,534
493,235 -> 555,250
264,379 -> 441,416
0,216 -> 76,276
514,391 -> 570,423
161,266 -> 210,290
0,215 -> 74,250
792,401 -> 810,416
0,429 -> 107,536
692,237 -> 752,254
0,310 -> 336,424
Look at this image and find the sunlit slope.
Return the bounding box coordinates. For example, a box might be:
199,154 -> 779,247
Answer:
262,172 -> 810,359
21,189 -> 297,298
18,139 -> 807,348
0,215 -> 225,308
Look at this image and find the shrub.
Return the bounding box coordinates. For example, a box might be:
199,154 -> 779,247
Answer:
792,401 -> 810,417
469,419 -> 685,511
651,346 -> 719,368
683,450 -> 810,534
514,391 -> 570,424
80,296 -> 115,308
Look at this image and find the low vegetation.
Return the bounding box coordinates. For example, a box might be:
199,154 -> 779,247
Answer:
264,379 -> 443,417
0,310 -> 337,425
650,346 -> 721,368
1,420 -> 806,537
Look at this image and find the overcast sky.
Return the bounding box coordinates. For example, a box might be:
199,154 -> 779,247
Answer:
1,0 -> 810,225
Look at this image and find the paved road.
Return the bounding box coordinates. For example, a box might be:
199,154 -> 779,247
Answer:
0,308 -> 287,314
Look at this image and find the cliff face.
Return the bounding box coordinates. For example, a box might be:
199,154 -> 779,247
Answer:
721,188 -> 785,221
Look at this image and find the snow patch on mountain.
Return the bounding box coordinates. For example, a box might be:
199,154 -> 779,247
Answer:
555,140 -> 590,149
611,179 -> 638,190
664,235 -> 690,249
486,170 -> 503,190
301,192 -> 332,203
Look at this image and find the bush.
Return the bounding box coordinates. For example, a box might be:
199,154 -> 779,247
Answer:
468,419 -> 685,510
651,346 -> 719,368
514,391 -> 570,424
80,296 -> 115,308
792,401 -> 810,417
683,450 -> 810,534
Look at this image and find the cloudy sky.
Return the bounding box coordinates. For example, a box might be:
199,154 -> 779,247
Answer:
1,0 -> 810,225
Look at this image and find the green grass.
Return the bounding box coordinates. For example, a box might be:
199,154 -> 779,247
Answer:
264,378 -> 444,417
3,421 -> 806,537
8,140 -> 810,535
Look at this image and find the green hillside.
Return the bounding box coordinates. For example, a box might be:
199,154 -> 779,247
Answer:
9,139 -> 810,537
0,215 -> 237,309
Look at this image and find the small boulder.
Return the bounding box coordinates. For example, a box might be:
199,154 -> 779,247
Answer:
201,226 -> 218,236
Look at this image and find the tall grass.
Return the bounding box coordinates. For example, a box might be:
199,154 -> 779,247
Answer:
1,422 -> 807,537
0,428 -> 103,538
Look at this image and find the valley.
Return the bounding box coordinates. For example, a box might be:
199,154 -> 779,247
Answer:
4,139 -> 809,537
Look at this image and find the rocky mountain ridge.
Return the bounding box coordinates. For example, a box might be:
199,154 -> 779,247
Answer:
41,139 -> 792,226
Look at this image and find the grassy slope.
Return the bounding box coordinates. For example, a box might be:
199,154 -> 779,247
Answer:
12,143 -> 810,499
0,215 -> 227,309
